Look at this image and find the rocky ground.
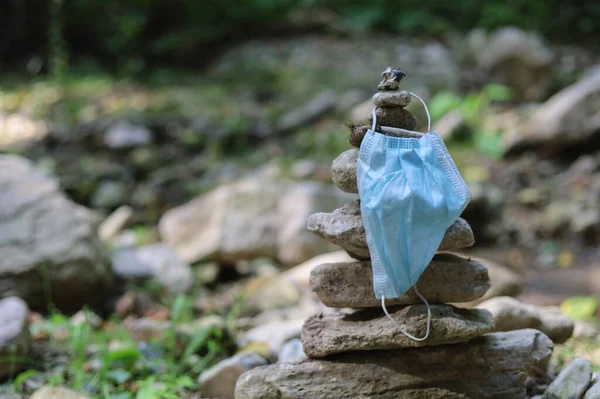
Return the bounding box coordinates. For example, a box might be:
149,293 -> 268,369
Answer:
0,27 -> 599,398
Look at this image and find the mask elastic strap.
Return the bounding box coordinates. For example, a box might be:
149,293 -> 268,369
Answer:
371,92 -> 431,134
371,107 -> 377,131
381,284 -> 431,341
408,92 -> 431,133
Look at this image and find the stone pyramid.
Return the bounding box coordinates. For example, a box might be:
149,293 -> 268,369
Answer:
235,68 -> 553,399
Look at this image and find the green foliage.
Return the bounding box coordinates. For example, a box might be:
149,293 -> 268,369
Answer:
553,335 -> 600,372
7,293 -> 230,398
70,310 -> 94,390
429,93 -> 462,122
104,346 -> 142,369
561,296 -> 599,321
429,84 -> 512,159
13,370 -> 44,393
3,0 -> 600,73
60,0 -> 301,72
49,0 -> 68,79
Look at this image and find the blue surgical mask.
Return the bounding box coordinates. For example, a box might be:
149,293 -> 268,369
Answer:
357,93 -> 471,341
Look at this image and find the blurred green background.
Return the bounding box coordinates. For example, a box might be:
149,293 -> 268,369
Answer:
1,1 -> 600,398
2,0 -> 599,74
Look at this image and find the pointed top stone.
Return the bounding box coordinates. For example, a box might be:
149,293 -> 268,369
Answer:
378,67 -> 406,91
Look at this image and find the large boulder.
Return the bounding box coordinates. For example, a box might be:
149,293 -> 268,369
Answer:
0,155 -> 113,312
507,69 -> 600,155
236,329 -> 553,399
469,26 -> 553,101
159,175 -> 353,265
310,253 -> 490,308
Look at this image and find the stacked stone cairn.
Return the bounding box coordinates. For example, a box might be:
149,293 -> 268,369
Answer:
235,68 -> 554,399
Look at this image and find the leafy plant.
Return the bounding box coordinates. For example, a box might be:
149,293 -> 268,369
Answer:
69,310 -> 93,390
428,84 -> 512,159
13,370 -> 45,393
561,296 -> 598,321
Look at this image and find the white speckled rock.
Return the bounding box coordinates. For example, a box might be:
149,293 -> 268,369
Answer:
302,305 -> 494,358
0,297 -> 30,379
310,253 -> 490,308
235,329 -> 553,399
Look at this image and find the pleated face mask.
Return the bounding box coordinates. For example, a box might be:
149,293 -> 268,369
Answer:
357,93 -> 471,341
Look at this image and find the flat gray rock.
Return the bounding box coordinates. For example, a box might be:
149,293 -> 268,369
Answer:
0,155 -> 113,312
477,296 -> 574,344
307,200 -> 475,259
310,253 -> 490,308
236,329 -> 553,399
302,305 -> 494,358
543,358 -> 592,399
331,149 -> 358,193
507,68 -> 600,154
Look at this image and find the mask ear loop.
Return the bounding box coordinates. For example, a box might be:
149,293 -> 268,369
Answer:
380,91 -> 432,341
372,90 -> 432,341
381,285 -> 431,342
408,91 -> 431,133
371,92 -> 431,134
371,107 -> 377,131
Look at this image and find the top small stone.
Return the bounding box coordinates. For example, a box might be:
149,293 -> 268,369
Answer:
378,67 -> 405,91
